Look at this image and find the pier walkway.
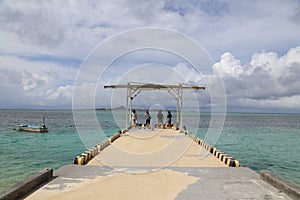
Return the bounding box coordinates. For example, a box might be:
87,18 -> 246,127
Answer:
26,129 -> 290,200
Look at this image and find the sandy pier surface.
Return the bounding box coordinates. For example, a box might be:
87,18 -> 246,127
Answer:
26,129 -> 290,200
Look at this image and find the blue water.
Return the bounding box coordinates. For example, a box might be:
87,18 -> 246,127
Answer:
196,113 -> 300,187
0,110 -> 299,192
0,109 -> 119,192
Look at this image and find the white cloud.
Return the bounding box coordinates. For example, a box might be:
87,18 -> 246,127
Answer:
22,70 -> 47,91
0,55 -> 76,108
46,85 -> 73,101
1,0 -> 299,61
209,46 -> 300,112
212,52 -> 242,77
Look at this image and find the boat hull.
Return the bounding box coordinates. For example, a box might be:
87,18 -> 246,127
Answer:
18,125 -> 48,133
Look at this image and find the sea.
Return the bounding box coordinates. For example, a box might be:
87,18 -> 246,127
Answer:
0,109 -> 299,193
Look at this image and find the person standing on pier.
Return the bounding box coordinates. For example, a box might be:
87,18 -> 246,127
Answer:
157,110 -> 164,128
144,110 -> 151,128
131,109 -> 137,128
167,110 -> 172,128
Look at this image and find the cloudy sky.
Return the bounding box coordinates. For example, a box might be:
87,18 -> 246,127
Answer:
0,0 -> 300,112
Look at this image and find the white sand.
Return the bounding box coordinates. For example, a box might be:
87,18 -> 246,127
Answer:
27,169 -> 198,200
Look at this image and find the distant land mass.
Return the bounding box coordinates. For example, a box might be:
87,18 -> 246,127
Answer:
95,106 -> 126,111
95,106 -> 177,112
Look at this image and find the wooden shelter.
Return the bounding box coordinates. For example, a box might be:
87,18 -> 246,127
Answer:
104,82 -> 205,130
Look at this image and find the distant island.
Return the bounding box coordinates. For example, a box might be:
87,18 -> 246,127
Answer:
95,106 -> 176,112
95,106 -> 126,111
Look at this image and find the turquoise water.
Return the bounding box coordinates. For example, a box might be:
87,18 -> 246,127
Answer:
0,109 -> 119,192
197,113 -> 300,186
0,110 -> 299,192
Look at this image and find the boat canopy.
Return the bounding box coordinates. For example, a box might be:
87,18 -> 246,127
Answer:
104,82 -> 205,130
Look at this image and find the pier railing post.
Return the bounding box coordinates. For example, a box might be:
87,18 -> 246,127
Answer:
126,85 -> 129,130
179,84 -> 183,131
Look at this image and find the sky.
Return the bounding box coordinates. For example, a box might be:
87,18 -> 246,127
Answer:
0,0 -> 300,112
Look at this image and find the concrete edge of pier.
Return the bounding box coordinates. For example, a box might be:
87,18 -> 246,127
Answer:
0,168 -> 53,200
261,170 -> 300,200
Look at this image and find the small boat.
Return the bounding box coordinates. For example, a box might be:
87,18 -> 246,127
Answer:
16,117 -> 48,133
18,124 -> 48,133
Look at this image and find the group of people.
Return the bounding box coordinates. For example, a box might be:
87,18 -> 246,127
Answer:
131,109 -> 173,128
157,110 -> 173,128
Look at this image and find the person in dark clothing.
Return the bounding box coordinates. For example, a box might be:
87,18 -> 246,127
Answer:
167,110 -> 172,128
144,110 -> 151,127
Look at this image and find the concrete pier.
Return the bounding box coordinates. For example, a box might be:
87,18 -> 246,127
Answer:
25,129 -> 291,199
0,168 -> 53,200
